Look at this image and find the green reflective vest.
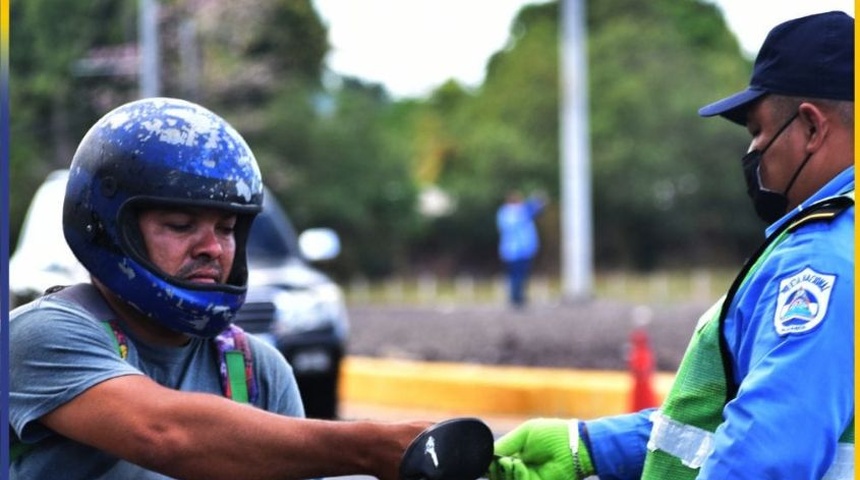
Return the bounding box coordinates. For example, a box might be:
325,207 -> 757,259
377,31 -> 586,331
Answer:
641,193 -> 855,480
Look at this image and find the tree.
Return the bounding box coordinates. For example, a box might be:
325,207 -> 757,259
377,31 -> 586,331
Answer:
253,78 -> 420,279
587,0 -> 758,269
10,0 -> 767,278
10,0 -> 138,245
8,0 -> 330,247
407,0 -> 760,273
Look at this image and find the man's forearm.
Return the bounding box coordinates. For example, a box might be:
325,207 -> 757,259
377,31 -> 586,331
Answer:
142,393 -> 429,480
42,378 -> 429,480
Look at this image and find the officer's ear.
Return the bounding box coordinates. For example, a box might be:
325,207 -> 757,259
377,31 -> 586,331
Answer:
798,102 -> 826,153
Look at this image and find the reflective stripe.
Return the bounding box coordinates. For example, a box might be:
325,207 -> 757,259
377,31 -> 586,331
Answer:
568,419 -> 580,459
647,411 -> 714,469
822,444 -> 854,480
649,411 -> 855,477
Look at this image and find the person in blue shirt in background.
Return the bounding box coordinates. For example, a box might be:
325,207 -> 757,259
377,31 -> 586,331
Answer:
496,189 -> 548,308
488,10 -> 854,480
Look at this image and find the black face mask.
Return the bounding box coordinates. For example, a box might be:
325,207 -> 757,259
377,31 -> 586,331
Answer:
741,111 -> 813,224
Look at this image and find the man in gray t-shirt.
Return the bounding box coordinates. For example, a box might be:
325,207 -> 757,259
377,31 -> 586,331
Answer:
9,98 -> 428,480
11,285 -> 303,479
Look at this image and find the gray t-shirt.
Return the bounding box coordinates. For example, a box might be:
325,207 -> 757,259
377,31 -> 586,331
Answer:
9,285 -> 305,479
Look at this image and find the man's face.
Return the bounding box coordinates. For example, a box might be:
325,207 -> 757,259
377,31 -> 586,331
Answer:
137,207 -> 237,284
744,98 -> 806,195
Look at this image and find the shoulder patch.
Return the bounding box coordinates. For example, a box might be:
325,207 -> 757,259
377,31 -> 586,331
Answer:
774,267 -> 835,335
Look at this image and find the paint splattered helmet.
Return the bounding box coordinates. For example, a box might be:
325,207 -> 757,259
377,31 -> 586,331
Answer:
63,97 -> 264,337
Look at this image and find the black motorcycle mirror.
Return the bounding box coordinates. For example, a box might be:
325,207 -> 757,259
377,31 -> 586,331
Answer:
399,417 -> 494,480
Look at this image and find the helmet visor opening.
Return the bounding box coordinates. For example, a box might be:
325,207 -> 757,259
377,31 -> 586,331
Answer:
119,197 -> 259,293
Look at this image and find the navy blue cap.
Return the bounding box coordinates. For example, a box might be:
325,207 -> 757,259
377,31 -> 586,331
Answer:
699,11 -> 854,125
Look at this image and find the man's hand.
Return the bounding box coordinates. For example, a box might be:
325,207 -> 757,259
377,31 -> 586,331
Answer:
487,419 -> 575,480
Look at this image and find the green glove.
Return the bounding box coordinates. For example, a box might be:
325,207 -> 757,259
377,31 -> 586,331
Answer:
487,418 -> 595,480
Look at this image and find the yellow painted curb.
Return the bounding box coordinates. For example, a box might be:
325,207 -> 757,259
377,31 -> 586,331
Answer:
340,356 -> 675,419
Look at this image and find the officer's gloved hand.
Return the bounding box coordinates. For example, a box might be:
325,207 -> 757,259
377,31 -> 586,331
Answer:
488,418 -> 585,480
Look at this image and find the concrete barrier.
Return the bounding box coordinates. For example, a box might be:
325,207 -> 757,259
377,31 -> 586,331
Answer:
340,356 -> 675,419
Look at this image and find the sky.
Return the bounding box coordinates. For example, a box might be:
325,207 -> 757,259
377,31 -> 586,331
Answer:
311,0 -> 855,99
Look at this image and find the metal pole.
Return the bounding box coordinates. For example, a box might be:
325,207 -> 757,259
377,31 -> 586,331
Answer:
139,0 -> 160,98
559,0 -> 593,300
178,19 -> 200,101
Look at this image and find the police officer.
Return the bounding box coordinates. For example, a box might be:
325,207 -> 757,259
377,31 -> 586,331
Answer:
488,11 -> 854,480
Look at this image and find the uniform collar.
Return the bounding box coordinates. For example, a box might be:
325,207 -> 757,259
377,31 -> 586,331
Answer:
765,165 -> 855,237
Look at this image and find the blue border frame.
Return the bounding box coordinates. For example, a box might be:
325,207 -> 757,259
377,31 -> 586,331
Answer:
1,0 -> 9,474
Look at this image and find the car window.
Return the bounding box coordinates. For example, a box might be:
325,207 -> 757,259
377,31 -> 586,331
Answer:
246,191 -> 300,262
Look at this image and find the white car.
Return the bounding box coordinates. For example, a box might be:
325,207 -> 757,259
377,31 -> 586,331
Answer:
10,170 -> 350,419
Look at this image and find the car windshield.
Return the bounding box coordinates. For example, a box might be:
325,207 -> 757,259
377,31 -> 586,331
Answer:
246,192 -> 300,262
12,170 -> 297,271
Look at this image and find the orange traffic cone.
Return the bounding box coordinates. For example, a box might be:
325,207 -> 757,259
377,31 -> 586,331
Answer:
628,327 -> 658,412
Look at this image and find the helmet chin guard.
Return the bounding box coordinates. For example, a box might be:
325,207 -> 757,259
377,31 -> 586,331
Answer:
63,97 -> 264,337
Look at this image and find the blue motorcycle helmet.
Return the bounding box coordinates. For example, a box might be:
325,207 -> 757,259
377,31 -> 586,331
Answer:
63,97 -> 264,337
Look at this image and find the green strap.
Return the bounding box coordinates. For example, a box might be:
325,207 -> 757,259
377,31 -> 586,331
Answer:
12,322 -> 126,464
9,427 -> 34,463
11,286 -> 255,467
12,323 -> 252,465
224,351 -> 250,403
102,321 -> 126,358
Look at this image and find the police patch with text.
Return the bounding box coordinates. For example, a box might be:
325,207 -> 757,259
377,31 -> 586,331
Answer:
774,267 -> 835,336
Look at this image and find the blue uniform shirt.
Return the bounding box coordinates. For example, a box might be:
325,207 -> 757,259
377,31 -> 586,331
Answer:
585,166 -> 855,479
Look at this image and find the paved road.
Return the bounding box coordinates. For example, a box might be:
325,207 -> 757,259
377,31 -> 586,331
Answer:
346,300 -> 708,372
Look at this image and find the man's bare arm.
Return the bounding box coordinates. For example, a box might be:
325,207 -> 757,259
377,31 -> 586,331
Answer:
40,374 -> 430,480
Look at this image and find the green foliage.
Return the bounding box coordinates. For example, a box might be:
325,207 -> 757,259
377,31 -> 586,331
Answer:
410,0 -> 761,273
8,0 -> 330,245
586,0 -> 759,269
250,79 -> 420,279
9,0 -> 138,242
191,0 -> 328,107
9,0 -> 765,279
396,3 -> 563,276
